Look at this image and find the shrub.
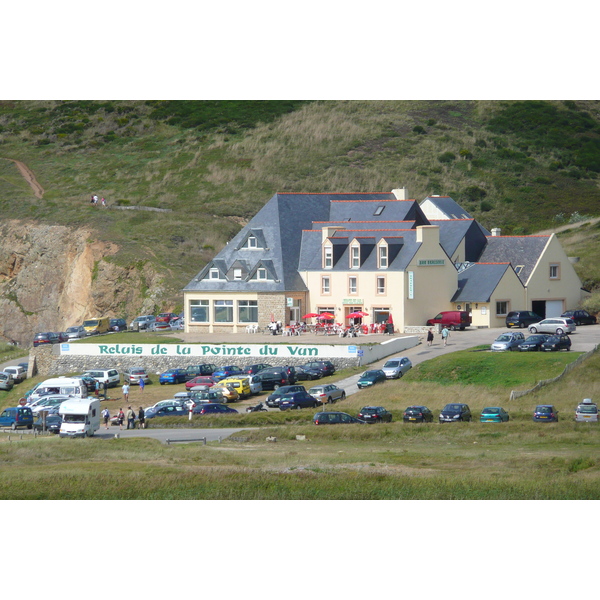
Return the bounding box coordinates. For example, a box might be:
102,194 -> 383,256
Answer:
413,125 -> 426,134
438,152 -> 456,163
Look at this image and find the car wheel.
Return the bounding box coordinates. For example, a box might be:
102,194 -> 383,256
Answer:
273,384 -> 280,390
341,392 -> 346,400
160,382 -> 164,385
11,422 -> 17,430
449,325 -> 455,331
556,328 -> 564,334
314,402 -> 319,408
519,322 -> 525,328
398,371 -> 403,378
530,327 -> 537,333
327,397 -> 333,404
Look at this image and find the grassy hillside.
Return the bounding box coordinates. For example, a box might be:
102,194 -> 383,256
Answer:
1,100 -> 600,308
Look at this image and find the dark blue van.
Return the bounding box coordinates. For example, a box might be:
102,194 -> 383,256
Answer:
0,406 -> 34,429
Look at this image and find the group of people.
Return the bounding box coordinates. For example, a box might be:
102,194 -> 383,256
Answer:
90,194 -> 107,207
101,406 -> 145,430
427,327 -> 450,347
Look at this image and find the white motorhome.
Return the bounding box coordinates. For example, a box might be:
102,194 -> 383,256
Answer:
28,377 -> 88,404
59,397 -> 100,438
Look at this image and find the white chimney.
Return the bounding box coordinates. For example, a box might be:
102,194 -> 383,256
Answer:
491,228 -> 501,237
392,187 -> 408,200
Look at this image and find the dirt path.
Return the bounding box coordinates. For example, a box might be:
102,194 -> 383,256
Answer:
1,158 -> 44,198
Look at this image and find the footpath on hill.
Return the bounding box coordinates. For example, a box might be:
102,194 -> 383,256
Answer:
1,157 -> 44,198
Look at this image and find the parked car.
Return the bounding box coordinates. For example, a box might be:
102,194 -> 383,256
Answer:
255,368 -> 295,391
243,363 -> 273,375
192,403 -> 238,415
145,404 -> 189,419
357,406 -> 393,423
295,365 -> 322,380
216,377 -> 251,398
169,317 -> 184,330
31,395 -> 71,414
533,405 -> 559,422
184,364 -> 219,381
129,315 -> 156,330
561,309 -> 597,326
185,376 -> 219,390
480,407 -> 510,422
3,365 -> 27,384
83,368 -> 121,387
266,385 -> 306,408
122,367 -> 150,386
490,331 -> 525,351
110,318 -> 128,331
183,389 -> 228,406
0,372 -> 14,391
302,360 -> 336,377
381,356 -> 412,379
439,403 -> 472,423
212,365 -> 244,381
518,334 -> 550,351
159,368 -> 188,385
356,369 -> 387,389
505,310 -> 543,328
146,399 -> 187,412
33,332 -> 60,347
313,411 -> 365,425
65,325 -> 87,340
156,312 -> 178,322
202,384 -> 239,403
278,390 -> 320,410
150,321 -> 173,331
307,384 -> 346,405
541,334 -> 572,351
426,310 -> 471,330
73,375 -> 101,393
0,406 -> 33,429
33,409 -> 62,433
575,398 -> 598,423
528,318 -> 576,335
403,405 -> 434,423
247,374 -> 263,395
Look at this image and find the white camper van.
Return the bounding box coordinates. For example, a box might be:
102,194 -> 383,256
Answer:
28,377 -> 88,405
59,397 -> 100,438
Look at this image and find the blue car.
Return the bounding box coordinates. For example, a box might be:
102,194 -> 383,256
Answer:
0,406 -> 34,429
212,365 -> 244,381
278,391 -> 320,411
159,368 -> 188,385
193,403 -> 238,415
533,405 -> 559,422
480,407 -> 509,422
356,369 -> 387,389
145,405 -> 189,419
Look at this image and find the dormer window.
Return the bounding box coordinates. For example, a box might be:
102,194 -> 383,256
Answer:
378,245 -> 388,269
246,236 -> 258,249
324,245 -> 333,269
209,268 -> 220,279
515,265 -> 524,275
233,268 -> 242,280
350,244 -> 360,269
257,268 -> 267,280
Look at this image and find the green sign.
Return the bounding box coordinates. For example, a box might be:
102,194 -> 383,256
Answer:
417,259 -> 445,266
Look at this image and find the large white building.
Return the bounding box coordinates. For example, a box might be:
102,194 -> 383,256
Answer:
183,190 -> 584,333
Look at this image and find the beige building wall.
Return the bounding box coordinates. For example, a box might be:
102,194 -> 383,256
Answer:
525,234 -> 584,314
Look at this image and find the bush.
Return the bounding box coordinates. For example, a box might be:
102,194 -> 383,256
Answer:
413,125 -> 426,134
438,152 -> 456,163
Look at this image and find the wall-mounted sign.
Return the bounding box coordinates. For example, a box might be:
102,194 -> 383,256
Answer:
417,259 -> 445,266
408,271 -> 414,300
286,297 -> 293,307
343,298 -> 363,304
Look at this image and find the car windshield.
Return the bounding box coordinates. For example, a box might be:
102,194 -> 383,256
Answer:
527,336 -> 545,342
63,414 -> 86,422
536,406 -> 552,413
443,404 -> 463,411
360,408 -> 378,414
483,408 -> 499,414
83,320 -> 99,326
577,405 -> 598,414
384,361 -> 399,367
308,388 -> 324,394
496,334 -> 511,341
66,327 -> 80,332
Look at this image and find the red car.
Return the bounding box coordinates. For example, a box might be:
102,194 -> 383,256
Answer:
156,312 -> 178,322
185,376 -> 218,390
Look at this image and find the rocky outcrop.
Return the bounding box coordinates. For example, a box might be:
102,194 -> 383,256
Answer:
0,220 -> 163,346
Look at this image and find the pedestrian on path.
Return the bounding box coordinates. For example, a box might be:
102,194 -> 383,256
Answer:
138,406 -> 145,429
441,326 -> 450,347
122,382 -> 130,402
101,197 -> 106,207
126,406 -> 135,429
103,380 -> 108,399
102,407 -> 110,429
427,328 -> 434,346
117,408 -> 125,430
139,377 -> 145,393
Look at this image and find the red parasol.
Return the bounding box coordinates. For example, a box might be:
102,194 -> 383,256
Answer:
317,312 -> 335,320
387,313 -> 393,324
346,312 -> 364,318
302,313 -> 319,319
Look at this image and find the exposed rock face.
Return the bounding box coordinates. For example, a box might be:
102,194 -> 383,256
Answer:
0,220 -> 162,346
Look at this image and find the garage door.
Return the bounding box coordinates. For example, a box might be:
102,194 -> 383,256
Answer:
545,300 -> 564,317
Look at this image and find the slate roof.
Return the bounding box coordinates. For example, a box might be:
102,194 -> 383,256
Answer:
429,219 -> 490,262
421,196 -> 474,219
477,235 -> 550,284
451,263 -> 520,302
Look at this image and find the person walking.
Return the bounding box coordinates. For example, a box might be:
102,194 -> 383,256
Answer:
102,407 -> 110,429
126,406 -> 135,430
441,326 -> 450,347
101,197 -> 106,207
103,380 -> 109,399
94,380 -> 100,396
427,328 -> 434,346
139,377 -> 145,393
117,408 -> 125,430
138,406 -> 145,429
122,382 -> 130,402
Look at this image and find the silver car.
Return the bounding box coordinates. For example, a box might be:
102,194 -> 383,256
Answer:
308,384 -> 346,404
528,318 -> 576,335
575,399 -> 598,423
490,331 -> 525,351
65,325 -> 87,340
381,356 -> 413,378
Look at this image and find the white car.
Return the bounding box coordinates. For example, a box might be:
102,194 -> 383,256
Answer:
31,395 -> 70,414
130,315 -> 156,330
528,318 -> 576,335
3,365 -> 27,384
83,368 -> 121,387
247,374 -> 262,395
